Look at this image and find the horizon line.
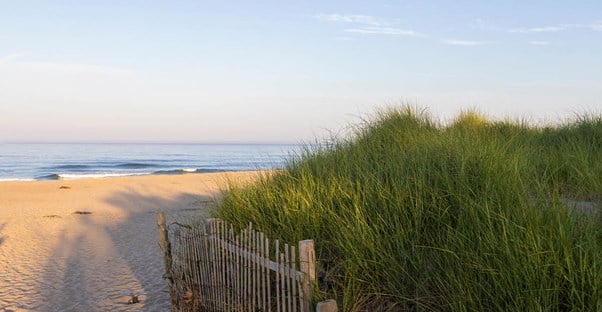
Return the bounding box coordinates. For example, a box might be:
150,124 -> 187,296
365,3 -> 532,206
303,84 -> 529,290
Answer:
0,141 -> 302,145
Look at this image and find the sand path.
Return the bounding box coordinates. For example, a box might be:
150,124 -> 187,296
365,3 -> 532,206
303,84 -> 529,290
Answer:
0,172 -> 260,311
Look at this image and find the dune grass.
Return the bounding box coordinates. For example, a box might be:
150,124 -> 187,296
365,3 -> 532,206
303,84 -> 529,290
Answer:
214,107 -> 601,311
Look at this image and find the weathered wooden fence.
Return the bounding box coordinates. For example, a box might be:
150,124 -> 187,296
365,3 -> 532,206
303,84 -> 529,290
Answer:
156,212 -> 336,312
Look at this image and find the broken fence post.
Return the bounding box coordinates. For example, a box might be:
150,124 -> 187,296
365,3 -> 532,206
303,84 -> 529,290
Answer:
316,299 -> 338,312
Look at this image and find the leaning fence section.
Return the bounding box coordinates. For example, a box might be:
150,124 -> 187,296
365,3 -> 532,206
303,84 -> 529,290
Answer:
156,213 -> 318,312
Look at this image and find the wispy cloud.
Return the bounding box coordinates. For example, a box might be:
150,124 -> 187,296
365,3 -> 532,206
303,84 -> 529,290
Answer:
315,13 -> 423,38
509,25 -> 569,33
442,39 -> 494,46
345,26 -> 424,37
315,13 -> 398,26
510,23 -> 602,33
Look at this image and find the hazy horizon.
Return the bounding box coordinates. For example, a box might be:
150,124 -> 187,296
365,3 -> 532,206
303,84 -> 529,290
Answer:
0,140 -> 302,145
1,1 -> 601,143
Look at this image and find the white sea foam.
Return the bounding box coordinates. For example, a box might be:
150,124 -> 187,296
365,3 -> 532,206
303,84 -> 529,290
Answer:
0,178 -> 35,182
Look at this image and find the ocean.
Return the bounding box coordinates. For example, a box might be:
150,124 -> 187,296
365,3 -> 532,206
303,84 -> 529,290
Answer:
0,143 -> 299,181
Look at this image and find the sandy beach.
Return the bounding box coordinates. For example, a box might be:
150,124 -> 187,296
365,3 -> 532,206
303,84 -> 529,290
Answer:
0,171 -> 262,312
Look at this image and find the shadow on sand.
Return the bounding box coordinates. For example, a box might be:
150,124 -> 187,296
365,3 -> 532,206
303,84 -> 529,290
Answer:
34,189 -> 215,311
0,223 -> 6,247
42,229 -> 94,311
103,189 -> 215,307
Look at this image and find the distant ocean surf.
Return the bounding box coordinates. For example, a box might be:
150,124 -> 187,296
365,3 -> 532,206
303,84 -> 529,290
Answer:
0,144 -> 298,181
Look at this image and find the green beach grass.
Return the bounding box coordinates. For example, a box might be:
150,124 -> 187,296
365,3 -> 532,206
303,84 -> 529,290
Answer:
214,107 -> 601,311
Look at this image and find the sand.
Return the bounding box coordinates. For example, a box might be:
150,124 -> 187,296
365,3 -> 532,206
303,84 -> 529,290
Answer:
0,171 -> 262,312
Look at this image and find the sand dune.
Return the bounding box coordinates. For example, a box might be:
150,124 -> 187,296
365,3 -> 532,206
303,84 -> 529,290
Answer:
0,172 -> 262,311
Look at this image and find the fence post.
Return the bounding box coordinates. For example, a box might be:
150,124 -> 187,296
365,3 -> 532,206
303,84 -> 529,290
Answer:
156,212 -> 176,307
316,299 -> 338,312
299,239 -> 316,312
204,218 -> 220,309
205,218 -> 220,234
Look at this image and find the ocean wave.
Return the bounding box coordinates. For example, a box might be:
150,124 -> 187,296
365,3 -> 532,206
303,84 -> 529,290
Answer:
52,164 -> 91,170
33,168 -> 227,180
48,162 -> 158,170
37,173 -> 62,180
37,173 -> 146,180
152,168 -> 226,175
113,163 -> 158,169
59,173 -> 146,180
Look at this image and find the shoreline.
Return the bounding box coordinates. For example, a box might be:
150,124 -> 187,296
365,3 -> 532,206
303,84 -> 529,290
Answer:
0,169 -> 249,183
0,171 -> 263,311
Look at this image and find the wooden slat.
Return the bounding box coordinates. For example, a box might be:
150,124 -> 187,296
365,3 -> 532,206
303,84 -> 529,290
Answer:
213,221 -> 219,309
285,244 -> 292,312
260,232 -> 267,312
241,229 -> 249,309
236,231 -> 242,310
265,235 -> 271,312
255,231 -> 261,311
213,222 -> 220,309
280,252 -> 286,312
194,230 -> 201,305
217,220 -> 228,309
228,225 -> 235,310
246,224 -> 251,311
189,228 -> 198,307
297,268 -> 304,312
196,226 -> 208,310
223,221 -> 229,309
276,240 -> 280,312
291,245 -> 297,312
249,224 -> 257,311
184,230 -> 193,308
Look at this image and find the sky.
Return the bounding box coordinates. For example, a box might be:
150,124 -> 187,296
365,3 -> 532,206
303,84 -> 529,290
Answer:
1,0 -> 601,143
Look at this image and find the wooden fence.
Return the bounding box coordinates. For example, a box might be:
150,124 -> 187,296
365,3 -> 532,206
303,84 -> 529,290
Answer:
156,212 -> 336,312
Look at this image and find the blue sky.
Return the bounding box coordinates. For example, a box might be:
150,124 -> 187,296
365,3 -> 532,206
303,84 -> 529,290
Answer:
1,0 -> 601,143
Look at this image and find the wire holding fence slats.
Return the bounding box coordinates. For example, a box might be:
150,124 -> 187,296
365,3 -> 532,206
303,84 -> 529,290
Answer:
157,214 -> 315,312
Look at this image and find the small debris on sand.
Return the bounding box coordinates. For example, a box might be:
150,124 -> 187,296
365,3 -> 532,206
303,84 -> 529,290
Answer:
43,215 -> 61,218
127,295 -> 140,304
183,290 -> 194,303
59,186 -> 71,189
72,211 -> 92,215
